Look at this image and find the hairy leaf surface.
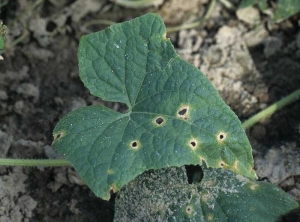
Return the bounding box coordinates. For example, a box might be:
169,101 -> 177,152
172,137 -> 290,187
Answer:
114,166 -> 298,221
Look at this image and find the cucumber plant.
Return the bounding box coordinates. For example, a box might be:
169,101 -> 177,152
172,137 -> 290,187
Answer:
51,13 -> 298,221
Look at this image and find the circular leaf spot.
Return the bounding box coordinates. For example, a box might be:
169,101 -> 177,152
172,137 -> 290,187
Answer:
185,205 -> 193,215
177,105 -> 189,120
216,132 -> 227,143
153,116 -> 165,126
189,138 -> 198,150
219,161 -> 226,168
130,140 -> 141,150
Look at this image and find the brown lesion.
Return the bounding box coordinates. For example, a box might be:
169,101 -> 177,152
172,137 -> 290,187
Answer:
188,138 -> 198,150
129,140 -> 141,150
233,160 -> 239,171
177,105 -> 190,121
52,131 -> 66,144
199,156 -> 206,165
153,116 -> 165,126
216,131 -> 227,143
185,205 -> 193,215
218,160 -> 226,168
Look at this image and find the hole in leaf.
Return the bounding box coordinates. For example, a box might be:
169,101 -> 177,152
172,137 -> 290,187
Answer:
130,140 -> 140,150
217,132 -> 227,143
178,108 -> 187,115
188,138 -> 198,150
154,116 -> 165,126
185,205 -> 193,215
177,105 -> 189,120
219,161 -> 225,168
185,165 -> 203,184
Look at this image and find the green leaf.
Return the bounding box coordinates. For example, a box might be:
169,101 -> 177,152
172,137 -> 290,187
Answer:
115,166 -> 299,221
52,13 -> 256,199
274,0 -> 300,22
239,0 -> 267,11
0,36 -> 4,50
0,22 -> 6,50
239,0 -> 256,8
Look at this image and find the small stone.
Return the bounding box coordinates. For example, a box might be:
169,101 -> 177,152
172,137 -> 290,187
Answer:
263,36 -> 282,58
17,195 -> 37,218
289,188 -> 300,202
280,176 -> 295,188
296,31 -> 300,49
0,90 -> 8,100
14,100 -> 25,115
251,125 -> 266,139
16,83 -> 40,102
69,97 -> 87,111
244,25 -> 269,47
44,145 -> 62,159
236,6 -> 261,25
0,130 -> 12,158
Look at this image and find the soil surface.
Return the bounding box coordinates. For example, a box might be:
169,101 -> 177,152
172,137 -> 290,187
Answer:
1,0 -> 300,221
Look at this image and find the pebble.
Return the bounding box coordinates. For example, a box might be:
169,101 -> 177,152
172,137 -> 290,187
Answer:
0,130 -> 12,158
236,6 -> 261,25
16,83 -> 40,103
263,36 -> 282,58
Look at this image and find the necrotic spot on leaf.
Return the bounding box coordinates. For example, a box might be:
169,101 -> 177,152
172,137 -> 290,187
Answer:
130,140 -> 141,150
189,138 -> 198,150
199,156 -> 206,165
185,205 -> 193,215
249,183 -> 258,190
177,105 -> 189,120
207,214 -> 214,221
154,116 -> 165,125
216,132 -> 227,143
178,108 -> 187,115
53,131 -> 66,142
219,161 -> 225,168
233,160 -> 239,171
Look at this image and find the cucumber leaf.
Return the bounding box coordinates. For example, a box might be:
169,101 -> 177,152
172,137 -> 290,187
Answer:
52,13 -> 256,199
115,166 -> 299,222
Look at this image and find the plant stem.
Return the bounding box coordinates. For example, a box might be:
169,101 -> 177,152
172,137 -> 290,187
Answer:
218,0 -> 235,10
242,89 -> 300,130
83,19 -> 117,29
112,0 -> 162,8
166,0 -> 216,33
0,158 -> 69,167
